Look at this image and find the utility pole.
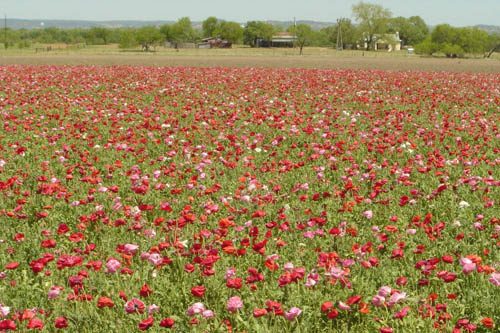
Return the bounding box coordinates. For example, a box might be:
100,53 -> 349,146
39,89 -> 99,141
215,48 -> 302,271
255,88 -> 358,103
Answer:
4,14 -> 7,49
293,17 -> 297,48
336,18 -> 343,51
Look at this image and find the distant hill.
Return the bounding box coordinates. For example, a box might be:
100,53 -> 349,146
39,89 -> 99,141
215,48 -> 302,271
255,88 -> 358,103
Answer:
475,25 -> 500,34
265,20 -> 335,30
6,18 -> 336,30
6,19 -> 175,29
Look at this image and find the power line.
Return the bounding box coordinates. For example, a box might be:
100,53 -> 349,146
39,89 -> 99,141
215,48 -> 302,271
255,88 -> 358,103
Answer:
336,18 -> 346,51
4,14 -> 6,49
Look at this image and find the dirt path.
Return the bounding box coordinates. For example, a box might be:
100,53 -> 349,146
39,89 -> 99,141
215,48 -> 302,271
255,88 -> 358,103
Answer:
1,54 -> 499,73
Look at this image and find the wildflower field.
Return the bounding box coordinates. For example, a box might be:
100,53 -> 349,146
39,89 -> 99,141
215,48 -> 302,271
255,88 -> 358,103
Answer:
0,65 -> 498,332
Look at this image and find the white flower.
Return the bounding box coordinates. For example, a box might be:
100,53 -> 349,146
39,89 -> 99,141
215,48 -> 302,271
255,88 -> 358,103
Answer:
458,201 -> 470,209
0,304 -> 10,317
148,304 -> 160,315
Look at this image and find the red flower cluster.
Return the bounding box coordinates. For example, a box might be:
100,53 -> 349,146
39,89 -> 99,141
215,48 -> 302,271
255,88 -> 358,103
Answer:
0,65 -> 497,331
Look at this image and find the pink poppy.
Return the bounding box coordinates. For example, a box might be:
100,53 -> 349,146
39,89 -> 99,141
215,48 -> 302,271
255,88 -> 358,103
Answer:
227,296 -> 243,313
105,258 -> 121,273
284,307 -> 302,321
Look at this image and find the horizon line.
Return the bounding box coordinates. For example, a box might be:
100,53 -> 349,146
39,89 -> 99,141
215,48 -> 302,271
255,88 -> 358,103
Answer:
4,16 -> 497,28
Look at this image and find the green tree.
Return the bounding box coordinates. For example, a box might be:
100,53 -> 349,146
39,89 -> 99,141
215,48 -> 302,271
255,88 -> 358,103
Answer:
159,24 -> 173,41
441,43 -> 465,58
107,28 -> 125,44
431,24 -> 459,46
135,26 -> 163,51
65,29 -> 86,44
458,27 -> 489,54
352,1 -> 392,50
243,21 -> 275,47
38,27 -> 61,44
2,28 -> 18,49
431,25 -> 470,57
485,33 -> 500,58
312,28 -> 331,46
169,17 -> 197,46
218,21 -> 244,44
414,36 -> 438,55
388,16 -> 428,46
415,24 -> 459,57
288,24 -> 313,55
202,16 -> 219,38
87,27 -> 111,45
416,24 -> 490,57
322,19 -> 360,49
119,29 -> 138,49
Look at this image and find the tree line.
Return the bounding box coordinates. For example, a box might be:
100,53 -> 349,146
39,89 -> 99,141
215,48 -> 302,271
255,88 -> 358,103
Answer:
2,2 -> 499,57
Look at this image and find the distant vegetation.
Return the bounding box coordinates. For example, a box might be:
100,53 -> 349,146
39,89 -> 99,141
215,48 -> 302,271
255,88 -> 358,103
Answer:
1,1 -> 499,57
416,24 -> 497,58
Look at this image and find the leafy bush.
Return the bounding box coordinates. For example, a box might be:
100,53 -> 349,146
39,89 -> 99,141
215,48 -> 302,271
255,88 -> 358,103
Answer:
418,24 -> 490,57
17,40 -> 31,49
415,37 -> 437,55
440,43 -> 465,58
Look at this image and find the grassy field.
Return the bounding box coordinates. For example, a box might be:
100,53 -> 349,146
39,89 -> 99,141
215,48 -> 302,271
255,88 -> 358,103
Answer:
1,44 -> 499,72
0,65 -> 498,333
1,40 -> 499,332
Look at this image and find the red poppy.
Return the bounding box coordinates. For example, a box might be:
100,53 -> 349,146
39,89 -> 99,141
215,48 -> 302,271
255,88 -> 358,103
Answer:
140,284 -> 153,298
138,316 -> 154,331
327,309 -> 339,319
54,317 -> 68,329
97,296 -> 114,308
5,262 -> 19,270
321,301 -> 334,313
159,317 -> 175,328
481,317 -> 494,329
190,285 -> 206,298
27,317 -> 44,330
253,308 -> 268,318
0,319 -> 17,330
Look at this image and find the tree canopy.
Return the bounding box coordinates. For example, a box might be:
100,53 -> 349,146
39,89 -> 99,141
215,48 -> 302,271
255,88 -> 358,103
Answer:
169,17 -> 197,44
388,16 -> 428,46
416,24 -> 491,57
135,26 -> 163,51
2,9 -> 498,58
322,19 -> 360,49
352,1 -> 392,50
243,21 -> 275,47
288,24 -> 314,55
202,17 -> 219,38
201,17 -> 244,43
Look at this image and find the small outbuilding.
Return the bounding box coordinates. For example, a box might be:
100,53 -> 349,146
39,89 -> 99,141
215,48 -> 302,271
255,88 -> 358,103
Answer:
373,32 -> 402,52
270,32 -> 297,48
255,32 -> 297,48
197,37 -> 232,49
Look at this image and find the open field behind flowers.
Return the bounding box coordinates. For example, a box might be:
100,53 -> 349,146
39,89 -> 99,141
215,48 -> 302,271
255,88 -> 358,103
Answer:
1,45 -> 500,73
0,65 -> 499,332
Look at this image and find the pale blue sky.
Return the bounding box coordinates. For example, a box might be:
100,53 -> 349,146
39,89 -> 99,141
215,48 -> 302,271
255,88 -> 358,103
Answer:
3,0 -> 499,26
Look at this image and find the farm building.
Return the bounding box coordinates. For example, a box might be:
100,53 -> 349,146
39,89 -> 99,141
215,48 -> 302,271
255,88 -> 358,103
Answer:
366,32 -> 402,51
270,32 -> 297,47
255,32 -> 297,48
197,37 -> 232,49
